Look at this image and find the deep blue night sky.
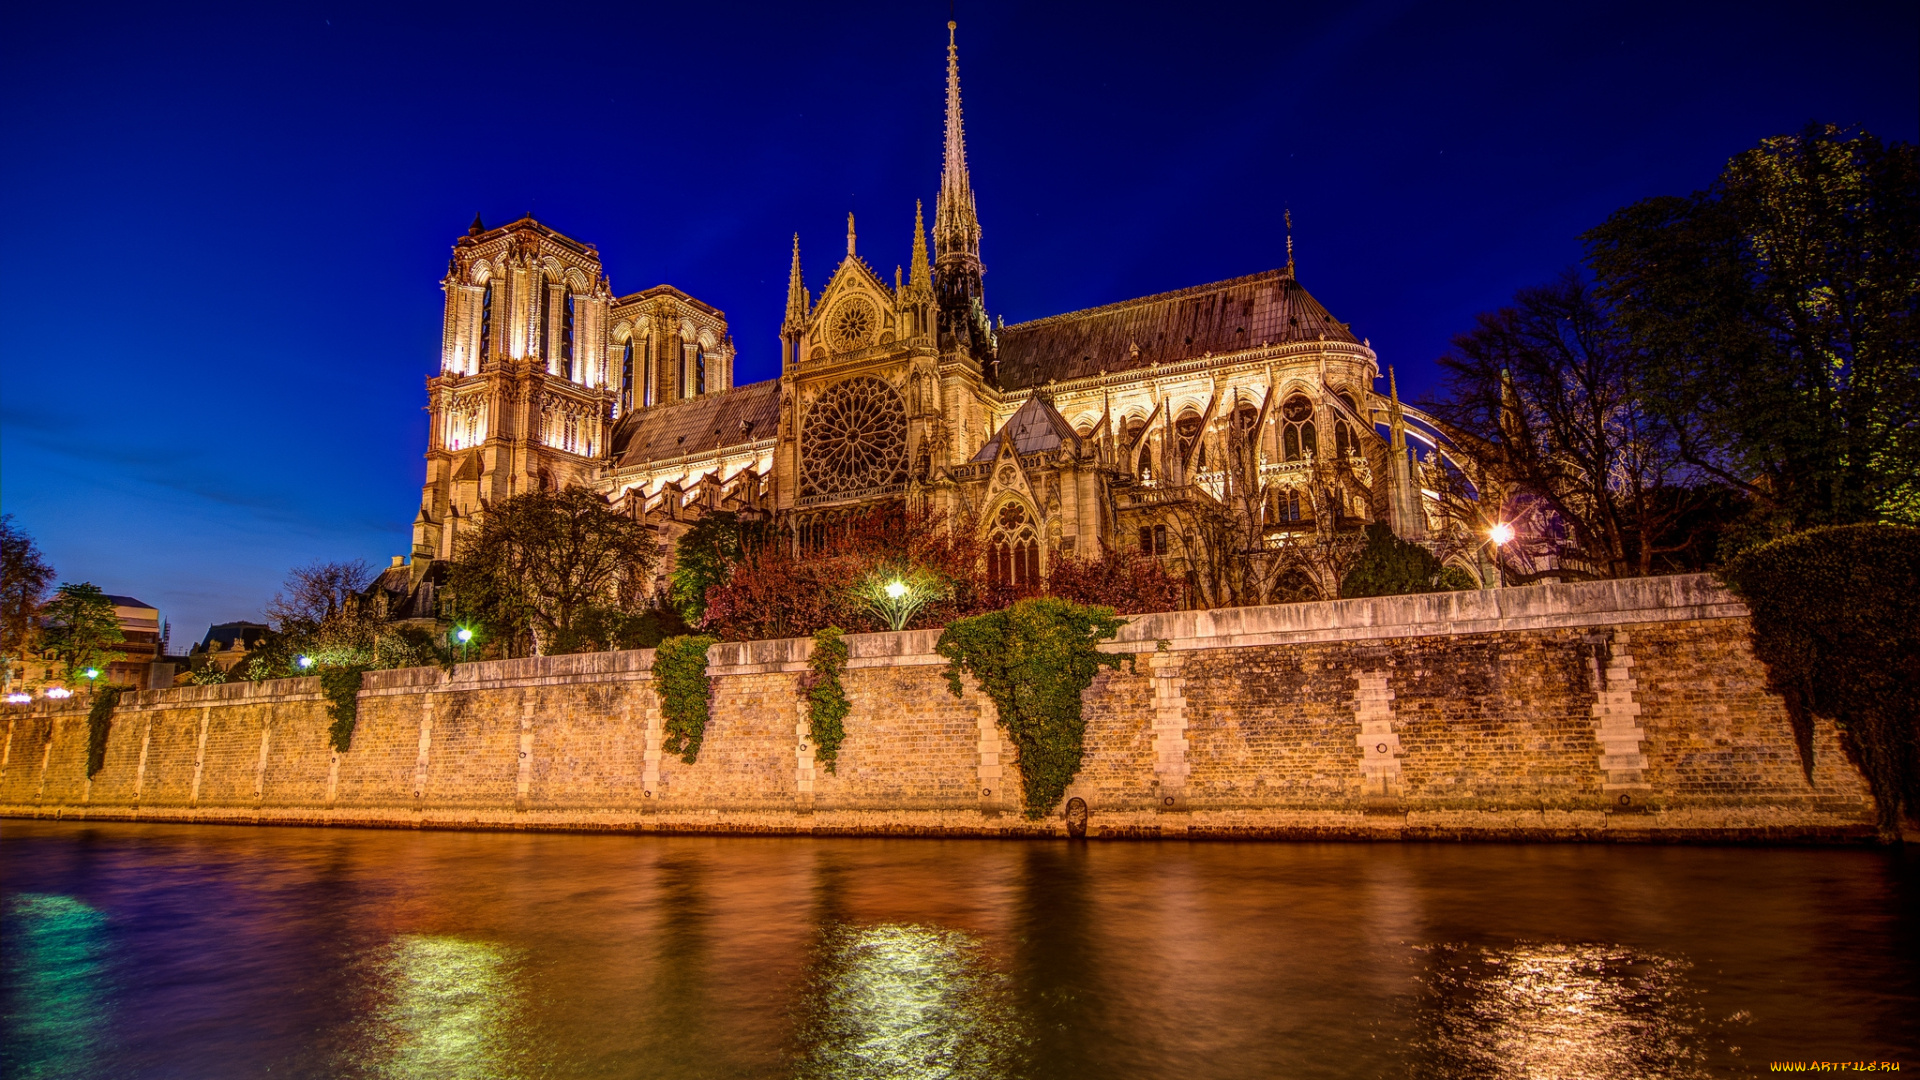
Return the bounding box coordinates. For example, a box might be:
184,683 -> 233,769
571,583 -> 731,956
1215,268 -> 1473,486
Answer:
3,1 -> 1914,642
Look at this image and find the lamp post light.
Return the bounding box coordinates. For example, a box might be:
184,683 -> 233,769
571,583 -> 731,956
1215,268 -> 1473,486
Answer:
454,627 -> 473,662
858,572 -> 940,633
296,655 -> 314,672
1487,521 -> 1515,587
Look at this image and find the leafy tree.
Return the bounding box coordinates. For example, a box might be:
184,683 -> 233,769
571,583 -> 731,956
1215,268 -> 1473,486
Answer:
1587,124 -> 1920,536
39,582 -> 126,686
1720,524 -> 1919,834
667,512 -> 764,625
447,486 -> 657,657
1426,271 -> 1710,578
1,515 -> 56,691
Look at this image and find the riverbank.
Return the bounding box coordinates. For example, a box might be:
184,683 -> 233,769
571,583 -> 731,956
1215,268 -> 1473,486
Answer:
1,576 -> 1879,841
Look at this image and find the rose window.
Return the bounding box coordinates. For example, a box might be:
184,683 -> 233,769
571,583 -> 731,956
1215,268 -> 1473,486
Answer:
829,298 -> 876,351
801,376 -> 908,497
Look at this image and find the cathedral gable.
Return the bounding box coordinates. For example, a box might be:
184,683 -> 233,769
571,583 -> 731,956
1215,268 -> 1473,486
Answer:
809,252 -> 898,359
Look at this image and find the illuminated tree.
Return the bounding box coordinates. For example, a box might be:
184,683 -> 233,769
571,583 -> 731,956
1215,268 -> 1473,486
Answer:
1,515 -> 55,691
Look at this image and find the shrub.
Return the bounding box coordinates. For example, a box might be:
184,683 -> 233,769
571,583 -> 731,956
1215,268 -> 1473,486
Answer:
85,684 -> 126,778
1045,546 -> 1184,613
805,627 -> 851,773
937,597 -> 1127,819
1720,524 -> 1920,834
1340,523 -> 1471,598
656,634 -> 719,764
319,665 -> 369,753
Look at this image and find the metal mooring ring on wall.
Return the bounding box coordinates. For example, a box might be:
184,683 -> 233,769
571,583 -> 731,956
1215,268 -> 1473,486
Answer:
1164,796 -> 1175,806
1619,794 -> 1632,806
981,788 -> 990,797
1376,743 -> 1388,754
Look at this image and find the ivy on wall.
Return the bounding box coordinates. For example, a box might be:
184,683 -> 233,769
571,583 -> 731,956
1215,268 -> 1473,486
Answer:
85,685 -> 126,778
320,666 -> 369,753
657,635 -> 719,764
936,597 -> 1127,819
1721,523 -> 1920,834
806,627 -> 851,773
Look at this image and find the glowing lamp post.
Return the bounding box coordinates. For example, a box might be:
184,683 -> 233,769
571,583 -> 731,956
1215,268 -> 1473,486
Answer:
455,626 -> 474,662
296,655 -> 314,671
858,571 -> 940,633
1487,521 -> 1515,587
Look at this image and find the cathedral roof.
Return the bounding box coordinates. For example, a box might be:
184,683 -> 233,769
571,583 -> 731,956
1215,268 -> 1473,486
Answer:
995,269 -> 1361,390
970,393 -> 1083,461
610,379 -> 782,468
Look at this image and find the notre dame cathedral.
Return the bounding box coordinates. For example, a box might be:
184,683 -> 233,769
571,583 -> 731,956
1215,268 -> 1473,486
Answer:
410,22 -> 1465,606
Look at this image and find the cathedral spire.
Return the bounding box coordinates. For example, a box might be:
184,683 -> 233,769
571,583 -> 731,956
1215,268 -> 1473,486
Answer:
846,212 -> 857,257
1284,208 -> 1295,278
783,234 -> 809,336
909,199 -> 931,294
934,19 -> 983,306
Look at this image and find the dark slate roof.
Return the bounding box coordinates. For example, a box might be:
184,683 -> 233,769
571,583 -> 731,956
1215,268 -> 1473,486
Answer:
996,269 -> 1360,389
105,595 -> 155,609
611,379 -> 783,467
971,393 -> 1084,462
200,622 -> 270,650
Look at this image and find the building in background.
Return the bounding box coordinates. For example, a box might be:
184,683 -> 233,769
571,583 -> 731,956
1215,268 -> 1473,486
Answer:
189,622 -> 271,676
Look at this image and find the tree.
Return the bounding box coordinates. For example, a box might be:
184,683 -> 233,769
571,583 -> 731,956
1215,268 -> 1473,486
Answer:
39,583 -> 126,687
266,559 -> 374,634
666,512 -> 761,626
1425,271 -> 1711,578
1,515 -> 56,691
447,486 -> 657,657
1586,124 -> 1920,536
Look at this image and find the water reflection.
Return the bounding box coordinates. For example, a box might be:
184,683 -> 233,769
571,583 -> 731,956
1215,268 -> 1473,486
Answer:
358,934 -> 526,1080
2,893 -> 113,1080
795,923 -> 1020,1080
1417,942 -> 1709,1080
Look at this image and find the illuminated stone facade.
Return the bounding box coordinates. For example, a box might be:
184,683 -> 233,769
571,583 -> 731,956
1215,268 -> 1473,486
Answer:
412,22 -> 1463,600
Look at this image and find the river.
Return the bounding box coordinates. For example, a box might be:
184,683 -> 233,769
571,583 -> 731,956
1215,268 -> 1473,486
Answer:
2,821 -> 1914,1079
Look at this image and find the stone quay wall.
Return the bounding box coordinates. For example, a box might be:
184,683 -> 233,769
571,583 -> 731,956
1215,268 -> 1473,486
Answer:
0,576 -> 1878,841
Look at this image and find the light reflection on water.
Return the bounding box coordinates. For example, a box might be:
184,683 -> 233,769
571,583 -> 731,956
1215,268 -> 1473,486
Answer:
0,823 -> 1913,1079
794,923 -> 1019,1080
1417,942 -> 1710,1080
354,934 -> 527,1080
1,893 -> 113,1080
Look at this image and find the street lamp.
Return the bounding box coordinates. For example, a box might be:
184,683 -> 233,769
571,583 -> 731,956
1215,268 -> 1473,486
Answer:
296,655 -> 314,671
1487,521 -> 1515,587
454,626 -> 473,662
83,667 -> 100,681
857,570 -> 942,632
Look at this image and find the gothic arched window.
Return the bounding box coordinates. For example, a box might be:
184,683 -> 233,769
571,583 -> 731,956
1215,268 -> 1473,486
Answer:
987,502 -> 1040,587
561,290 -> 575,380
479,282 -> 493,364
1334,391 -> 1358,457
620,339 -> 634,413
643,336 -> 654,407
1281,395 -> 1317,462
1176,412 -> 1205,470
695,348 -> 707,396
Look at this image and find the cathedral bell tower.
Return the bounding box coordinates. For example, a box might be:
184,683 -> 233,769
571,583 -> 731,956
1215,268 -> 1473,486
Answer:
413,215 -> 614,563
